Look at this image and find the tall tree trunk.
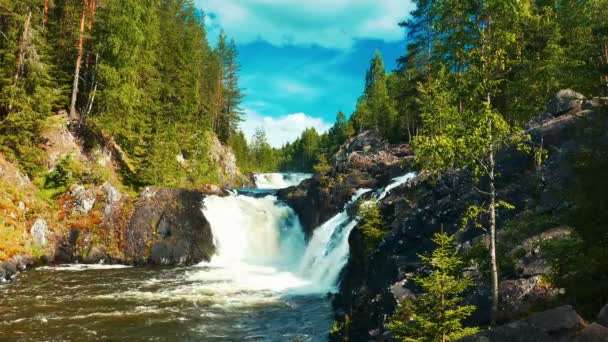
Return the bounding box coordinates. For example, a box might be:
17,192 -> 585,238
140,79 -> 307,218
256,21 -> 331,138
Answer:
69,0 -> 88,120
43,0 -> 48,27
14,12 -> 32,82
488,116 -> 499,326
85,0 -> 96,67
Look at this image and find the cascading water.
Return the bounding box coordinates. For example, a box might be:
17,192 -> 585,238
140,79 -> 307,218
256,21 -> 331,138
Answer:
254,173 -> 312,189
299,172 -> 417,291
1,172 -> 417,340
297,189 -> 371,291
200,171 -> 417,294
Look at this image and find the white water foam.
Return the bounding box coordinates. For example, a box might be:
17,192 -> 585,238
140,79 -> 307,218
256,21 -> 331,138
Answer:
254,173 -> 312,189
187,172 -> 417,302
37,264 -> 132,271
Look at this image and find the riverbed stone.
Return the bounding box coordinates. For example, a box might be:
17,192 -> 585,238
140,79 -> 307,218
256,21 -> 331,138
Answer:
125,188 -> 215,266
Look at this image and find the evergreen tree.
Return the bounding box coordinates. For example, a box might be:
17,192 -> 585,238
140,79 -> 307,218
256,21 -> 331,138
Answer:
387,232 -> 478,342
357,200 -> 385,256
352,51 -> 397,140
0,0 -> 61,175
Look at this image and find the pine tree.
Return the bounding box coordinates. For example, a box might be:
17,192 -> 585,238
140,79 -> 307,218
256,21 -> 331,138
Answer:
387,232 -> 478,342
357,200 -> 385,256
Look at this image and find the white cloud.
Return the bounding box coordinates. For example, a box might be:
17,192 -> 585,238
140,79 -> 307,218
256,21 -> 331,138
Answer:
197,0 -> 414,49
240,109 -> 332,147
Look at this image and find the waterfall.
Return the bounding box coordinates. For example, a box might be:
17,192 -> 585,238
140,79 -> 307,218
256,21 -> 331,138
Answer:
296,189 -> 371,292
254,173 -> 312,189
299,172 -> 417,291
200,172 -> 417,294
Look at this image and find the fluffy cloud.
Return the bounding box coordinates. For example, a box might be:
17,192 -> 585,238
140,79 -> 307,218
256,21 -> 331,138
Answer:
197,0 -> 414,49
240,109 -> 332,147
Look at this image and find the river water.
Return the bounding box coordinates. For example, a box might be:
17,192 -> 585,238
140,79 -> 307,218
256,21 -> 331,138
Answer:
0,172 -> 416,341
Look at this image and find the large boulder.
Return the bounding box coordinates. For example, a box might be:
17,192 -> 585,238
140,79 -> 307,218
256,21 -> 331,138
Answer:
124,187 -> 216,266
575,324 -> 608,342
460,321 -> 553,342
547,89 -> 586,116
599,303 -> 608,328
462,305 -> 585,342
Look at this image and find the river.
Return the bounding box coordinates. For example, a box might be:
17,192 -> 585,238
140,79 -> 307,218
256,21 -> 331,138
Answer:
0,172 -> 415,341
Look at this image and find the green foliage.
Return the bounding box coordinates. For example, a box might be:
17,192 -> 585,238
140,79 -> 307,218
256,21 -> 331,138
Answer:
357,200 -> 385,256
330,314 -> 351,341
387,233 -> 478,342
44,155 -> 83,189
542,121 -> 608,318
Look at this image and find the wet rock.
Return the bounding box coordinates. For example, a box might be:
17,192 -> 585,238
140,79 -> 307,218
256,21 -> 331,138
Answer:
30,219 -> 50,248
575,323 -> 608,342
54,228 -> 81,263
598,303 -> 608,328
125,188 -> 215,266
82,247 -> 106,264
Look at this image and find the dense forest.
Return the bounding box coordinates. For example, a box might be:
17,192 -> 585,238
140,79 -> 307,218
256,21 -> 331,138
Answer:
276,0 -> 607,172
0,0 -> 249,187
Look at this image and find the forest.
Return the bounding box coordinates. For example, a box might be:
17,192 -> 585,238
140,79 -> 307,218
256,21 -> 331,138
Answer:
274,0 -> 607,173
0,0 -> 249,188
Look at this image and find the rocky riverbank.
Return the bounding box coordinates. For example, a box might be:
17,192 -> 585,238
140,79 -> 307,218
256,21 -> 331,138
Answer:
0,113 -> 247,282
283,90 -> 608,341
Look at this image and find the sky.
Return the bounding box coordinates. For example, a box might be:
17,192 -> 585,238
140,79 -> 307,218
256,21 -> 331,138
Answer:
195,0 -> 415,147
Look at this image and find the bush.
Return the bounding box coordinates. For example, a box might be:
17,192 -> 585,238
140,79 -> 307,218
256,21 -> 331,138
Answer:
44,155 -> 83,189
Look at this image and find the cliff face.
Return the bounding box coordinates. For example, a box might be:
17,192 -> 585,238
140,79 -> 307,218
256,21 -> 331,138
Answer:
283,91 -> 607,340
278,130 -> 414,238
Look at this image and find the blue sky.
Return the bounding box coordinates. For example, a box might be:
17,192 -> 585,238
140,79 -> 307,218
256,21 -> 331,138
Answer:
195,0 -> 414,147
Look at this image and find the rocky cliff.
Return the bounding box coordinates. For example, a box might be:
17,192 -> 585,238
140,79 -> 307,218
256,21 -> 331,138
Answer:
278,130 -> 414,238
284,90 -> 607,341
0,113 -> 237,281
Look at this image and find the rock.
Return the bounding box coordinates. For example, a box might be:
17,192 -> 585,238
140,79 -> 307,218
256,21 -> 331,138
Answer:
598,303 -> 608,328
279,130 -> 411,236
462,305 -> 585,342
124,188 -> 215,266
526,305 -> 585,336
547,89 -> 585,116
575,323 -> 608,342
209,135 -> 252,187
497,276 -> 559,321
460,321 -> 553,342
70,185 -> 96,214
102,182 -> 121,210
30,219 -> 50,248
83,246 -> 106,264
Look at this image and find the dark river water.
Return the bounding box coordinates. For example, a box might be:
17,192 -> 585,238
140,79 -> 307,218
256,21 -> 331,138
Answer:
0,265 -> 332,341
